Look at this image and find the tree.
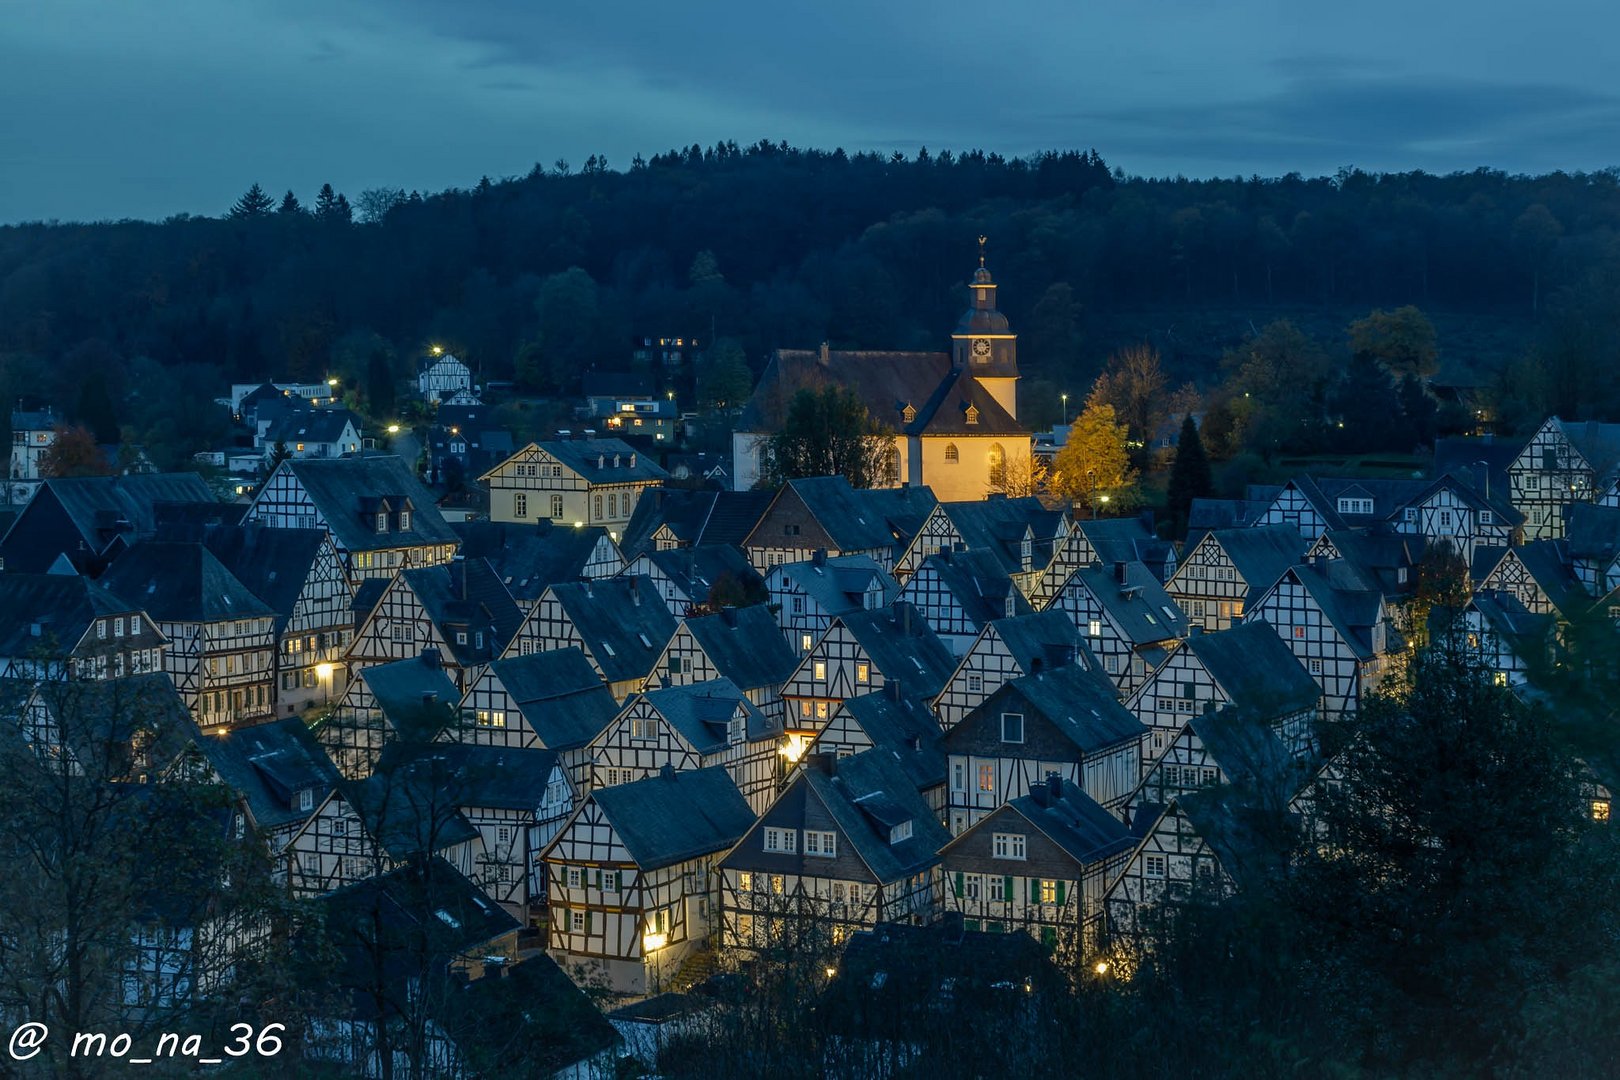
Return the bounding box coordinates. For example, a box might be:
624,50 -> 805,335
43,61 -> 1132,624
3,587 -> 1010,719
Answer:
1165,416 -> 1212,535
532,268 -> 601,393
277,190 -> 303,215
74,373 -> 121,444
762,386 -> 897,489
355,187 -> 407,224
313,183 -> 351,224
1217,319 -> 1333,460
1050,402 -> 1137,510
228,183 -> 275,219
988,445 -> 1049,499
366,348 -> 396,420
697,339 -> 753,413
1087,344 -> 1167,468
38,425 -> 112,478
1397,372 -> 1439,448
1512,203 -> 1563,315
1348,305 -> 1439,379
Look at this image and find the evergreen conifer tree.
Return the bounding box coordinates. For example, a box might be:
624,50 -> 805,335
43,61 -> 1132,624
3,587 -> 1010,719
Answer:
1166,414 -> 1213,534
229,182 -> 275,218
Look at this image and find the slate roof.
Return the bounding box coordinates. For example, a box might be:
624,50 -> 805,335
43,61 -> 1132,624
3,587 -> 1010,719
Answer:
839,602 -> 959,698
262,407 -> 361,447
772,554 -> 901,617
1567,503 -> 1620,562
5,473 -> 219,570
451,519 -> 619,604
619,488 -> 774,557
934,495 -> 1065,575
28,672 -> 196,772
977,665 -> 1147,754
637,678 -> 775,751
584,765 -> 755,870
800,750 -> 949,882
1188,524 -> 1304,600
1410,471 -> 1522,526
998,777 -> 1135,865
1186,705 -> 1301,790
100,540 -> 274,623
521,437 -> 669,484
740,349 -> 1025,437
1277,562 -> 1388,659
374,740 -> 559,811
681,604 -> 800,690
10,407 -> 57,430
1185,623 -> 1322,720
857,486 -> 940,551
914,548 -> 1033,627
837,690 -> 947,792
1448,590 -> 1555,659
640,544 -> 763,607
356,653 -> 462,742
1557,419 -> 1620,478
1315,529 -> 1423,598
192,717 -> 341,831
343,767 -> 483,860
399,558 -> 524,667
1069,561 -> 1187,646
1283,476 -> 1431,532
283,455 -> 458,553
198,525 -> 332,635
545,576 -> 678,685
430,957 -> 620,1076
1174,770 -> 1302,890
1486,540 -> 1591,619
752,476 -> 915,554
0,573 -> 135,659
315,857 -> 519,1023
986,609 -> 1102,677
1432,437 -> 1518,502
487,648 -> 618,750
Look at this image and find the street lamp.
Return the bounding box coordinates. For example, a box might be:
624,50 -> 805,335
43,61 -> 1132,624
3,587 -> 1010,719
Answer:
1061,393 -> 1068,425
386,424 -> 400,435
315,662 -> 334,707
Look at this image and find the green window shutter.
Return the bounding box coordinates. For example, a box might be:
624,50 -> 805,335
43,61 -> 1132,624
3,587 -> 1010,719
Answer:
1003,875 -> 1014,902
584,909 -> 592,934
953,872 -> 964,898
1029,877 -> 1039,902
965,919 -> 981,932
593,868 -> 601,888
1056,880 -> 1067,905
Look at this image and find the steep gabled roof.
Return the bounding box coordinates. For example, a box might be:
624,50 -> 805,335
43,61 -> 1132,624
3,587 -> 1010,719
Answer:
283,455 -> 458,553
772,554 -> 901,617
839,603 -> 958,698
758,476 -> 904,553
804,750 -> 952,882
496,437 -> 669,485
343,767 -> 482,860
1557,419 -> 1620,479
936,495 -> 1065,575
1185,623 -> 1321,720
982,665 -> 1146,754
1277,563 -> 1387,659
637,678 -> 774,752
999,777 -> 1135,865
986,609 -> 1101,676
356,653 -> 461,742
1567,503 -> 1620,562
544,576 -> 678,685
400,558 -> 523,667
375,740 -> 560,811
1069,561 -> 1187,646
641,544 -> 762,607
100,540 -> 274,623
914,548 -> 1033,627
1193,524 -> 1305,599
0,573 -> 135,659
199,524 -> 333,634
837,690 -> 948,792
451,519 -> 619,604
262,407 -> 361,447
192,717 -> 340,831
487,648 -> 618,750
1187,705 -> 1300,789
587,766 -> 754,869
682,604 -> 800,690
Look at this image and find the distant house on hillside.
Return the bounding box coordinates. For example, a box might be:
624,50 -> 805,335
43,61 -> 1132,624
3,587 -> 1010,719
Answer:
417,351 -> 474,405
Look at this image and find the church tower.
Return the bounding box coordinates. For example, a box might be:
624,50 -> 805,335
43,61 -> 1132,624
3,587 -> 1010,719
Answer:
950,237 -> 1019,419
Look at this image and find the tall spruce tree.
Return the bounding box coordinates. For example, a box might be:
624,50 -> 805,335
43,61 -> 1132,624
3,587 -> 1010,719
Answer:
1165,414 -> 1212,535
278,190 -> 303,215
313,183 -> 339,221
228,182 -> 275,219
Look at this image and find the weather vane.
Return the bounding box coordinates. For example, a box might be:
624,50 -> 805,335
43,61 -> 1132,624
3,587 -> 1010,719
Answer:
978,234 -> 988,267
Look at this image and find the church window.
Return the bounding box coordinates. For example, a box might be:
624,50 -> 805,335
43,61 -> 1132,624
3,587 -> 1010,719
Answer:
944,444 -> 959,464
988,443 -> 1005,470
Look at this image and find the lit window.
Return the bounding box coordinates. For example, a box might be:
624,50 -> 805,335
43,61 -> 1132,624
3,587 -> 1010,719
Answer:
856,662 -> 870,684
813,660 -> 827,681
1039,879 -> 1057,904
1293,626 -> 1306,639
944,443 -> 959,463
800,633 -> 813,652
977,764 -> 995,792
1087,619 -> 1101,637
1594,801 -> 1611,822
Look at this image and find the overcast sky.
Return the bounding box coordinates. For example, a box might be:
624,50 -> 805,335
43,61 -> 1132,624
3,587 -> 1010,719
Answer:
2,0 -> 1616,223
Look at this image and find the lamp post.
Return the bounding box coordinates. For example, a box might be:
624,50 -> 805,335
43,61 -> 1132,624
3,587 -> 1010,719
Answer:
1061,393 -> 1069,426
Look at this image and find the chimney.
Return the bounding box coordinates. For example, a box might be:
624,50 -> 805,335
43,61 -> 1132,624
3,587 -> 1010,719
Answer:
888,677 -> 904,703
721,606 -> 738,628
812,548 -> 827,568
1312,553 -> 1328,571
660,763 -> 676,781
1047,772 -> 1062,798
629,576 -> 640,606
1114,561 -> 1127,585
420,647 -> 441,669
900,603 -> 912,636
907,733 -> 922,752
1188,624 -> 1204,636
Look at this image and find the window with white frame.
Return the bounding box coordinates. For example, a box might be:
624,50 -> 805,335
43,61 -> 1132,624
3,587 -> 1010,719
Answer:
977,764 -> 994,792
967,673 -> 982,693
1145,854 -> 1167,878
1000,712 -> 1024,743
813,660 -> 827,681
805,831 -> 837,857
764,827 -> 797,853
992,832 -> 1026,860
964,873 -> 982,900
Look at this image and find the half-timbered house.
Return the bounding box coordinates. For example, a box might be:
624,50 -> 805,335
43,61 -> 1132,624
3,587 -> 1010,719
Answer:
1029,515 -> 1175,608
346,558 -> 522,695
655,604 -> 800,725
451,647 -> 619,791
283,766 -> 485,899
173,716 -> 342,859
0,573 -> 166,682
814,689 -> 948,816
199,525 -> 355,716
898,547 -> 1034,655
15,673 -> 194,781
719,750 -> 948,954
621,544 -> 764,615
1123,622 -> 1323,768
1125,703 -> 1302,819
588,679 -> 782,813
451,518 -> 623,611
940,775 -> 1133,956
943,665 -> 1146,834
778,602 -> 956,759
1507,417 -> 1620,540
1434,591 -> 1555,690
741,476 -> 935,573
99,540 -> 276,730
618,487 -> 774,559
765,553 -> 900,656
1166,524 -> 1303,632
1249,559 -> 1396,717
890,495 -> 1066,594
1050,561 -> 1187,696
1253,476 -> 1428,543
319,651 -> 461,780
1391,473 -> 1521,564
544,765 -> 755,996
1567,503 -> 1620,597
243,455 -> 459,582
0,471 -> 220,575
480,437 -> 669,543
931,609 -> 1097,733
503,576 -> 678,700
1473,541 -> 1590,621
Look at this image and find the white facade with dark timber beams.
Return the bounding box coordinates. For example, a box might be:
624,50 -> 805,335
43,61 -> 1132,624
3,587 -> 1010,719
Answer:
1508,418 -> 1620,540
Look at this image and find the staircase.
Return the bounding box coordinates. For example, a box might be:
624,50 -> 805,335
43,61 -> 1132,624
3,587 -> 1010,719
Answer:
667,946 -> 715,992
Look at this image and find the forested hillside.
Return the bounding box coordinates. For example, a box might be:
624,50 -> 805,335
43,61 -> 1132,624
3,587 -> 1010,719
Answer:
3,142 -> 1619,467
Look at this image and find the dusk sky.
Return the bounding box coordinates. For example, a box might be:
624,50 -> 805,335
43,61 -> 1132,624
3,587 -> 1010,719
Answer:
3,0 -> 1617,223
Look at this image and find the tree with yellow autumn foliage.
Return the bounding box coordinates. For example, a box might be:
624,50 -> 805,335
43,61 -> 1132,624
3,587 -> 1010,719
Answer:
1050,402 -> 1138,512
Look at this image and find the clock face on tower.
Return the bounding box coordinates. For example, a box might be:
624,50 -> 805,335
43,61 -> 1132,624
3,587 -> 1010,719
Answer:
971,338 -> 991,359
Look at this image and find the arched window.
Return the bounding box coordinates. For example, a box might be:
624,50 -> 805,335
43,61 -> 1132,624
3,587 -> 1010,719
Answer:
988,443 -> 1006,470
944,443 -> 959,464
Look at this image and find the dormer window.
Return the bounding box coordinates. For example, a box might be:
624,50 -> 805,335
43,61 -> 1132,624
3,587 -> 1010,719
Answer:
298,789 -> 313,812
965,406 -> 980,426
399,510 -> 411,530
901,404 -> 916,424
375,512 -> 388,534
889,820 -> 913,844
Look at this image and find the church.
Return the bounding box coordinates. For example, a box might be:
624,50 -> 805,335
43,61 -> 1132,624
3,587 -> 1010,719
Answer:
731,243 -> 1031,502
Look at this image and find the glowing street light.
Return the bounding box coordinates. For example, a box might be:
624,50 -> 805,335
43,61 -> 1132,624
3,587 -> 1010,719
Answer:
1094,960 -> 1110,976
327,377 -> 339,388
387,424 -> 401,435
430,344 -> 443,356
1061,393 -> 1068,425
